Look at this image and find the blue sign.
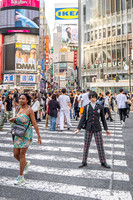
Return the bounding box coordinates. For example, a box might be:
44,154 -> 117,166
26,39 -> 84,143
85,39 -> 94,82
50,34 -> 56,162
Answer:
42,59 -> 44,70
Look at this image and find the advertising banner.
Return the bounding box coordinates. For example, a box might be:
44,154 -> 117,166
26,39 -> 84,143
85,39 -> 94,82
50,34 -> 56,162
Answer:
45,35 -> 49,67
0,9 -> 39,29
0,35 -> 3,82
0,0 -> 39,8
62,25 -> 78,44
74,50 -> 77,70
15,43 -> 36,72
55,8 -> 78,20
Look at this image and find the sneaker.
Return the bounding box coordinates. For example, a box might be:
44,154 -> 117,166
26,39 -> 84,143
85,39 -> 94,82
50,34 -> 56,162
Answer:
23,160 -> 31,175
122,121 -> 125,127
14,175 -> 24,185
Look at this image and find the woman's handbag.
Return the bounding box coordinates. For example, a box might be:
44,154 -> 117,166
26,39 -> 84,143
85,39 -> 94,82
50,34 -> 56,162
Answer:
80,106 -> 84,114
11,120 -> 31,138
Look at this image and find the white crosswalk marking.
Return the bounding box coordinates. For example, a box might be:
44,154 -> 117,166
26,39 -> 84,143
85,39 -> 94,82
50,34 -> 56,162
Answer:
0,115 -> 132,200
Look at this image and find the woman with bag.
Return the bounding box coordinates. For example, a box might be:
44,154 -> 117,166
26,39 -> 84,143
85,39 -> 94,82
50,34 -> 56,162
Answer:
9,93 -> 42,185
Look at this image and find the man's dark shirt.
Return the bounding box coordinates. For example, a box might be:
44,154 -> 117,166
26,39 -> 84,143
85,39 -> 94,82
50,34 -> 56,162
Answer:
5,98 -> 12,111
48,100 -> 60,118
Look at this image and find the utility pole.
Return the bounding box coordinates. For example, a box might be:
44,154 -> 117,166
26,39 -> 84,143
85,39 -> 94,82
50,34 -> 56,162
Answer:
78,0 -> 83,90
128,41 -> 132,92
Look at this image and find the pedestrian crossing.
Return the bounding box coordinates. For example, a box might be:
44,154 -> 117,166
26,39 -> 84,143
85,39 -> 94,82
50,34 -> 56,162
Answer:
0,113 -> 132,200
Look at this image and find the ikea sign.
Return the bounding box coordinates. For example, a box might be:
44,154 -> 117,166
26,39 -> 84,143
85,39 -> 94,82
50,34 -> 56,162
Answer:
55,8 -> 78,20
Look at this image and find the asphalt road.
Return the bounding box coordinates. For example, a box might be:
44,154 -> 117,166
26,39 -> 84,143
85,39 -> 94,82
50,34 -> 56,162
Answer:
0,112 -> 132,200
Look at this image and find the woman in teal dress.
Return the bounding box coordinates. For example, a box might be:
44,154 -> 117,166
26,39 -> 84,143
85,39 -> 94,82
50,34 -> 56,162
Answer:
9,93 -> 42,185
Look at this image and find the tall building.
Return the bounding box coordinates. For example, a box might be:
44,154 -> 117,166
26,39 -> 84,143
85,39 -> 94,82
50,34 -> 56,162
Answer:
0,0 -> 40,91
81,0 -> 133,93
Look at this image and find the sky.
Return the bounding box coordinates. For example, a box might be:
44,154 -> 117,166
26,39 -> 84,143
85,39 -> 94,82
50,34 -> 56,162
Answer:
45,0 -> 78,32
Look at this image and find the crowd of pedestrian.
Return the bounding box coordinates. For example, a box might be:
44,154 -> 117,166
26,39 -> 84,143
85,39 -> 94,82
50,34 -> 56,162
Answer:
0,87 -> 132,185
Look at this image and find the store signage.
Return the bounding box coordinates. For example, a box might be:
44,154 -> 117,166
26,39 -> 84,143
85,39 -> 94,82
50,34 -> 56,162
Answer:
55,8 -> 78,20
0,0 -> 39,8
8,30 -> 30,33
20,74 -> 36,83
45,35 -> 49,68
74,50 -> 77,70
4,74 -> 14,83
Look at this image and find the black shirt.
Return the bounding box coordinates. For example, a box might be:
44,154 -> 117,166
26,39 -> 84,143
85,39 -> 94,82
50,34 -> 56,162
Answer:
48,100 -> 60,118
5,98 -> 12,111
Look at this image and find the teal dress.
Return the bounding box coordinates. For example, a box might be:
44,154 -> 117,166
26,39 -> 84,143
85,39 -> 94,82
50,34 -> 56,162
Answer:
13,114 -> 33,148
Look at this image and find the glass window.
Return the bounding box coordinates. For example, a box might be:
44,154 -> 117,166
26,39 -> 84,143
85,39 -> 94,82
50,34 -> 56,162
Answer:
127,23 -> 132,33
127,0 -> 131,10
91,53 -> 94,64
99,29 -> 102,39
102,0 -> 106,17
111,0 -> 116,14
103,28 -> 106,38
117,25 -> 121,35
122,43 -> 127,62
116,0 -> 120,13
112,26 -> 116,36
95,30 -> 97,39
87,32 -> 90,41
107,46 -> 111,67
103,46 -> 107,63
122,24 -> 126,35
121,0 -> 126,11
112,45 -> 116,66
107,27 -> 111,37
117,44 -> 121,66
106,0 -> 111,15
91,31 -> 93,41
83,5 -> 86,23
84,33 -> 87,42
98,0 -> 102,17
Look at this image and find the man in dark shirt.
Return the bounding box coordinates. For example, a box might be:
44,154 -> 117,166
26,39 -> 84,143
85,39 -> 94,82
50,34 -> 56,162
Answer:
48,94 -> 60,131
74,91 -> 111,169
0,92 -> 13,131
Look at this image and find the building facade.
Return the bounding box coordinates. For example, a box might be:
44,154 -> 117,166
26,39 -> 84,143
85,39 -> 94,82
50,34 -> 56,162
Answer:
82,0 -> 133,93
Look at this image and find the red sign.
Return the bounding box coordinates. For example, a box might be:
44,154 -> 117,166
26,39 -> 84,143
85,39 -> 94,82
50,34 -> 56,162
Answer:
0,0 -> 39,8
45,35 -> 49,70
74,50 -> 77,70
0,35 -> 3,82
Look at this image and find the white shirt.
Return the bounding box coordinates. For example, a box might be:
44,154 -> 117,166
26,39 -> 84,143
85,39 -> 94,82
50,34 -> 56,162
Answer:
81,93 -> 90,107
91,102 -> 96,109
78,94 -> 82,108
58,95 -> 70,111
0,101 -> 4,110
104,96 -> 109,107
32,100 -> 40,112
116,94 -> 127,109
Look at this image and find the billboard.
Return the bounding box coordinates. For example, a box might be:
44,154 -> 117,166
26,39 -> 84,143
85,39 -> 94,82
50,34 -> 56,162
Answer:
0,9 -> 39,29
0,0 -> 39,8
62,25 -> 78,44
4,74 -> 14,83
55,8 -> 78,20
15,43 -> 36,72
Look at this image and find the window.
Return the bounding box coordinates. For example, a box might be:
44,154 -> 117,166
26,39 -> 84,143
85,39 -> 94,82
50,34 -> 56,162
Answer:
112,45 -> 116,66
107,46 -> 111,67
117,44 -> 121,66
99,29 -> 102,39
116,0 -> 120,13
117,25 -> 121,35
127,0 -> 131,10
111,0 -> 116,14
122,24 -> 126,35
87,32 -> 90,41
95,30 -> 97,39
103,28 -> 106,38
83,5 -> 86,23
107,27 -> 111,37
112,26 -> 116,36
98,0 -> 102,17
106,0 -> 111,15
102,0 -> 106,17
127,23 -> 132,33
121,0 -> 126,11
91,31 -> 93,41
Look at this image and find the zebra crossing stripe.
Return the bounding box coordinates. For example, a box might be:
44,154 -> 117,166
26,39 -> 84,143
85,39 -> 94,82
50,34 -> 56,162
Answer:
0,150 -> 127,166
0,143 -> 126,156
0,161 -> 129,181
0,176 -> 131,200
0,137 -> 125,149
